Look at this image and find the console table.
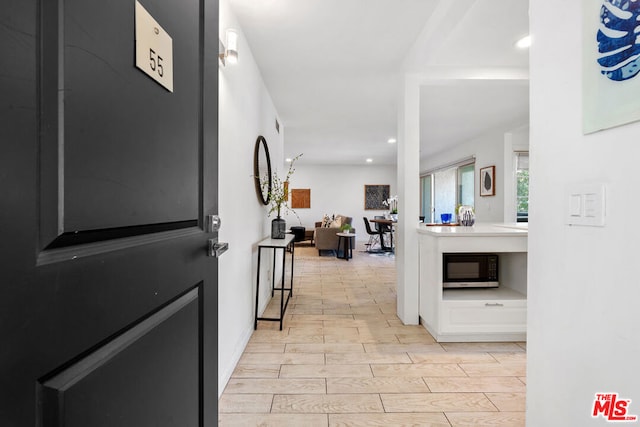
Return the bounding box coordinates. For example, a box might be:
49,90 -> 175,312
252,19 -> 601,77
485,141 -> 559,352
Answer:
254,234 -> 295,330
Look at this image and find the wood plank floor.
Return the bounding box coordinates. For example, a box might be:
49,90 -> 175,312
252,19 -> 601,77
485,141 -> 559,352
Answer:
219,245 -> 526,426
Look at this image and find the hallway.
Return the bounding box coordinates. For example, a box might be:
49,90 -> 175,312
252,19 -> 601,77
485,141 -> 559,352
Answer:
218,245 -> 526,426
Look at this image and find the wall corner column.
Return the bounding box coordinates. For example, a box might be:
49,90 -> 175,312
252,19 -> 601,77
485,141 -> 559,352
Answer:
396,74 -> 420,325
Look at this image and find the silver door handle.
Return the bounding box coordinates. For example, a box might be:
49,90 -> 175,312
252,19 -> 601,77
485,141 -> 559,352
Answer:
207,238 -> 229,257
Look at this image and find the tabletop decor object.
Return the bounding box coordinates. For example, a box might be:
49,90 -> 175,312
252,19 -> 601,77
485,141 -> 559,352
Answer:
261,154 -> 302,238
457,205 -> 475,226
340,223 -> 353,233
383,195 -> 398,221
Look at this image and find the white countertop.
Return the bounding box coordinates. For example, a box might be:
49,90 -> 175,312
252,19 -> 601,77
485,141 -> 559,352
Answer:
417,223 -> 528,237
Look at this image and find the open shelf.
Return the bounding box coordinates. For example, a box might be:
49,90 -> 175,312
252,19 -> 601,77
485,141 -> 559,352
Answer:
443,287 -> 526,301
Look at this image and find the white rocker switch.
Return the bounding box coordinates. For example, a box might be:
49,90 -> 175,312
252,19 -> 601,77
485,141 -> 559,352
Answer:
570,194 -> 582,217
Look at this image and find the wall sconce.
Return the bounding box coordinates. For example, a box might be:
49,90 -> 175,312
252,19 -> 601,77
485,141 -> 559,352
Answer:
219,29 -> 238,66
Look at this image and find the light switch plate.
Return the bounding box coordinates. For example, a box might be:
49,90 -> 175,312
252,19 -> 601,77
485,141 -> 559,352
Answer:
566,184 -> 606,227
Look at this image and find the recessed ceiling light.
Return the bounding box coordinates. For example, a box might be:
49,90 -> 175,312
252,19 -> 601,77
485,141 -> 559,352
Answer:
366,158 -> 373,163
515,35 -> 531,49
388,138 -> 397,144
285,158 -> 292,162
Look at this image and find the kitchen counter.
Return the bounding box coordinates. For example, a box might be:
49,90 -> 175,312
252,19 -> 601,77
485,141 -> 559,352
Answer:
418,222 -> 528,342
418,223 -> 528,237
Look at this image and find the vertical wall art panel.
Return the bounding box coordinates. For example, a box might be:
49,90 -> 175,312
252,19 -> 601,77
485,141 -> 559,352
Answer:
584,0 -> 640,133
364,185 -> 390,210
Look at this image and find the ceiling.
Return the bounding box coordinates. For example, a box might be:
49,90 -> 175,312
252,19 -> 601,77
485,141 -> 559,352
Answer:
228,0 -> 530,166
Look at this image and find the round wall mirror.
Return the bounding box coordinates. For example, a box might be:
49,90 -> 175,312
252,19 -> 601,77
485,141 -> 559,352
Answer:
253,136 -> 272,205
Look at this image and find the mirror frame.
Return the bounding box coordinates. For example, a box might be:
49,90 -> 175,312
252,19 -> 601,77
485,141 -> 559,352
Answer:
253,135 -> 272,205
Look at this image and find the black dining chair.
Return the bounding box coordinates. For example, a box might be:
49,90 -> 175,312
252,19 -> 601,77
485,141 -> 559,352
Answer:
362,217 -> 383,252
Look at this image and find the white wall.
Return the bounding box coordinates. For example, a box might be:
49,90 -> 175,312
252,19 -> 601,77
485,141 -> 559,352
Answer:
420,126 -> 527,223
289,164 -> 397,243
528,3 -> 640,426
218,0 -> 284,396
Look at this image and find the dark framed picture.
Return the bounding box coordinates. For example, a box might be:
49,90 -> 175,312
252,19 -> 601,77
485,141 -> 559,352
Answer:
480,166 -> 495,197
364,185 -> 390,209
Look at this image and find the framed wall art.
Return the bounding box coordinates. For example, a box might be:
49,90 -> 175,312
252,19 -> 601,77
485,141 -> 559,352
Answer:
583,1 -> 640,133
291,188 -> 310,208
364,185 -> 390,209
480,166 -> 495,197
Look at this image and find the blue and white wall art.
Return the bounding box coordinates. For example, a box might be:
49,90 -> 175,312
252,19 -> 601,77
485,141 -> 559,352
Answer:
584,0 -> 640,133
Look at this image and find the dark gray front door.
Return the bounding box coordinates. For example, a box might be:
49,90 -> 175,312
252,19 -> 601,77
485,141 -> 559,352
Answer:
0,0 -> 219,425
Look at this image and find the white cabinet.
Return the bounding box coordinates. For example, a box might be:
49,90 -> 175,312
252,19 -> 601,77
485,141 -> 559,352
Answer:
441,289 -> 526,341
418,224 -> 528,342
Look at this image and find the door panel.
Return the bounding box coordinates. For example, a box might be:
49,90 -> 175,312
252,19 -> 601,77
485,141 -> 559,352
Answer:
40,287 -> 200,427
41,0 -> 201,237
0,0 -> 218,425
61,0 -> 200,231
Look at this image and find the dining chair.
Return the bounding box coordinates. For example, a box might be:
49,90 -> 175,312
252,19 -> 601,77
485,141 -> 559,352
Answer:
362,217 -> 383,252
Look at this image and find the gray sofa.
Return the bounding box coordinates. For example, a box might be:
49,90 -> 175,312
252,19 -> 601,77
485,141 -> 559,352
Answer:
314,215 -> 355,255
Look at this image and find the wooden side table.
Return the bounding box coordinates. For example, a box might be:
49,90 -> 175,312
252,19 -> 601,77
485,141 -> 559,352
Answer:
254,234 -> 295,330
336,232 -> 356,261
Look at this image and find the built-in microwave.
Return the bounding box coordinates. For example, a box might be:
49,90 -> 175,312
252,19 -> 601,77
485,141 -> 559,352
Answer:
443,253 -> 498,289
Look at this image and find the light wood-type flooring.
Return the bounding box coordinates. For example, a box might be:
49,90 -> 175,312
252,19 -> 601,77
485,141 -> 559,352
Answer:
218,244 -> 526,426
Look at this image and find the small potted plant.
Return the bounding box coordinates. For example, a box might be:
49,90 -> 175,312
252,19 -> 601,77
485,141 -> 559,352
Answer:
383,195 -> 398,221
340,223 -> 353,234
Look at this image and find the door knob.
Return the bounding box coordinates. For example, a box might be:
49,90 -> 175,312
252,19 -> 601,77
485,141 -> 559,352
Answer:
207,238 -> 229,257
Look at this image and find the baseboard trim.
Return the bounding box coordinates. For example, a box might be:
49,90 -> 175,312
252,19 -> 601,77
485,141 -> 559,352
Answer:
218,324 -> 253,398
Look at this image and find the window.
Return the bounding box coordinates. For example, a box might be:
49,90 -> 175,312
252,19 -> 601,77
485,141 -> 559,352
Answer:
434,167 -> 457,221
420,159 -> 475,223
515,152 -> 529,222
458,163 -> 474,206
420,175 -> 432,223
